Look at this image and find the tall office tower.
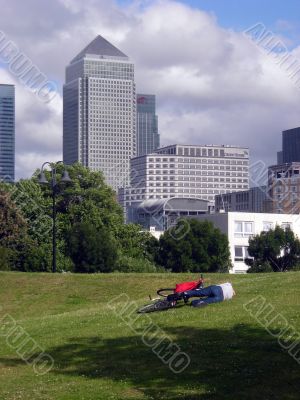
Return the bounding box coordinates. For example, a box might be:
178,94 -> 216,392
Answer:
0,84 -> 15,182
282,127 -> 300,163
136,94 -> 159,156
63,35 -> 136,190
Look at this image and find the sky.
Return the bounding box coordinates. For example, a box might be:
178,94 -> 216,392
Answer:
0,0 -> 300,182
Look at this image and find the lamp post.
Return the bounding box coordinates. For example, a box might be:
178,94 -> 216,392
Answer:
38,161 -> 72,273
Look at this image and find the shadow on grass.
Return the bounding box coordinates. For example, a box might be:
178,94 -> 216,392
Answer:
1,324 -> 300,399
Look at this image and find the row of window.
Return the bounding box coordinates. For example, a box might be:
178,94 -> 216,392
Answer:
234,221 -> 292,237
148,158 -> 248,165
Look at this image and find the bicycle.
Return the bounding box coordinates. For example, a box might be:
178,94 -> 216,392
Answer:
137,275 -> 205,313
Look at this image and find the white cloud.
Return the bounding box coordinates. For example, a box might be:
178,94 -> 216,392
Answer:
0,0 -> 300,181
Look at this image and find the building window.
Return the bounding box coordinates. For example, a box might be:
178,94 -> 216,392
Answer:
234,221 -> 253,237
281,222 -> 292,230
234,246 -> 251,261
234,246 -> 243,261
263,222 -> 273,232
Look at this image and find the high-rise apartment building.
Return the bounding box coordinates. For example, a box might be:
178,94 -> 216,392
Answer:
63,35 -> 136,190
136,94 -> 159,156
119,144 -> 249,219
0,84 -> 15,182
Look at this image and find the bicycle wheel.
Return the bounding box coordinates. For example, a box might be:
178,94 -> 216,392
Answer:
157,288 -> 175,298
137,300 -> 174,313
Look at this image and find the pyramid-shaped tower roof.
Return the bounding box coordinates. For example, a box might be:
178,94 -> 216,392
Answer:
71,35 -> 128,63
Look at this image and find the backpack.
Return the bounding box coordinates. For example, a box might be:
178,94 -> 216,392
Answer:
174,278 -> 204,293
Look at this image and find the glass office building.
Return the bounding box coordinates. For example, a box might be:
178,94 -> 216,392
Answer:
0,84 -> 15,182
282,127 -> 300,163
63,35 -> 136,190
136,94 -> 159,156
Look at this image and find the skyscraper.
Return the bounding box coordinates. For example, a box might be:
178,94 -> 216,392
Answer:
0,84 -> 15,182
136,94 -> 159,156
282,127 -> 300,163
63,35 -> 136,190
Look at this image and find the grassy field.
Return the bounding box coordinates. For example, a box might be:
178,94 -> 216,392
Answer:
0,272 -> 300,400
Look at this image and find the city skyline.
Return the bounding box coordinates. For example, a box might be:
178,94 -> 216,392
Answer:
0,0 -> 300,180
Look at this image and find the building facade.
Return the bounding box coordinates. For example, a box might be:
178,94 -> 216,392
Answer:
119,144 -> 249,219
215,186 -> 267,213
63,35 -> 136,190
277,151 -> 283,165
128,197 -> 208,231
282,127 -> 300,163
0,84 -> 15,182
267,163 -> 300,214
136,94 -> 159,156
195,212 -> 300,273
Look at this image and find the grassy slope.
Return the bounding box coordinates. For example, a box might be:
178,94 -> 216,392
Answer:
0,272 -> 300,400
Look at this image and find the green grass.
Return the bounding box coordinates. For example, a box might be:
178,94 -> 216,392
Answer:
0,272 -> 300,400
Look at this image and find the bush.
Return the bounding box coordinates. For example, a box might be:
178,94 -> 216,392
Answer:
67,221 -> 118,273
115,255 -> 164,273
247,260 -> 273,273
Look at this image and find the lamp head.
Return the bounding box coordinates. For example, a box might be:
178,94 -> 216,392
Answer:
38,171 -> 49,185
61,170 -> 72,183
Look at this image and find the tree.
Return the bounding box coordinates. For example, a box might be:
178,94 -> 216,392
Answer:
0,163 -> 124,272
114,223 -> 159,261
0,164 -> 160,273
0,189 -> 28,248
247,226 -> 300,272
156,219 -> 231,272
0,189 -> 29,269
66,221 -> 118,273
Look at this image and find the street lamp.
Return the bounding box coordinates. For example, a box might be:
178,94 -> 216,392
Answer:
38,161 -> 72,273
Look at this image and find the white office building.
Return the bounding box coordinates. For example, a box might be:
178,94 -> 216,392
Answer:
195,212 -> 300,273
63,35 -> 136,190
119,144 -> 249,220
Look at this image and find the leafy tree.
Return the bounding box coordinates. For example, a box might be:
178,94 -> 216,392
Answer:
0,189 -> 28,248
66,221 -> 118,273
156,219 -> 231,272
0,189 -> 32,270
1,163 -> 124,272
114,223 -> 159,261
247,226 -> 300,272
0,247 -> 13,271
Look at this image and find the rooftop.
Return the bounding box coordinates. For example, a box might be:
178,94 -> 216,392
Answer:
71,35 -> 128,63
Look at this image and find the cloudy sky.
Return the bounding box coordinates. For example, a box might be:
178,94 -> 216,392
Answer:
1,0 -> 300,182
